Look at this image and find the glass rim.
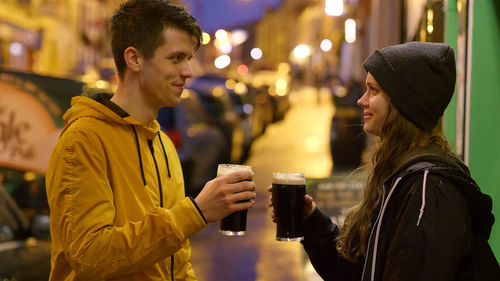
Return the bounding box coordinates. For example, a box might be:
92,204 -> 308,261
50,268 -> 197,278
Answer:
217,164 -> 253,175
272,172 -> 304,177
272,172 -> 305,185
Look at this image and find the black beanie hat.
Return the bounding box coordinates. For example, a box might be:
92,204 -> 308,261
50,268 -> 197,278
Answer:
362,41 -> 456,132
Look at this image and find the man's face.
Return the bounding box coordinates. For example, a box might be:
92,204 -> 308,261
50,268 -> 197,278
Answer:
139,27 -> 195,110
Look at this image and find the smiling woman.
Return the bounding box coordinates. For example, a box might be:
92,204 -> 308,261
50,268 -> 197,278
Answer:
356,73 -> 390,136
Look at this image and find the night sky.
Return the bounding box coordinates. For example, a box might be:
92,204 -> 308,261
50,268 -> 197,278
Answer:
183,0 -> 283,33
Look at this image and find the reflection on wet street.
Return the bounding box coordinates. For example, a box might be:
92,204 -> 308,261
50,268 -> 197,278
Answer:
190,87 -> 333,281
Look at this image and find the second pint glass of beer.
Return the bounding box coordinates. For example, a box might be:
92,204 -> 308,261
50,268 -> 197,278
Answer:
217,164 -> 253,236
272,172 -> 306,241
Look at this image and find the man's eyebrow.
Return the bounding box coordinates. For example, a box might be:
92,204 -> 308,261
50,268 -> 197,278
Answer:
168,51 -> 193,59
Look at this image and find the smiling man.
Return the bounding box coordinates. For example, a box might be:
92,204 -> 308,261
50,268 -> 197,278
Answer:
45,1 -> 256,280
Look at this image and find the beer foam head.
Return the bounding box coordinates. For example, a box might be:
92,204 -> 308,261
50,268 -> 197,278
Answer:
217,164 -> 252,176
272,172 -> 305,185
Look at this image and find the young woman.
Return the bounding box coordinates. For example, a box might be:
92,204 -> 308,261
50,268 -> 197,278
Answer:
269,42 -> 499,281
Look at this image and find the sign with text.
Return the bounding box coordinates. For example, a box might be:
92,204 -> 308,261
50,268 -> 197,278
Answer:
307,172 -> 365,225
0,71 -> 83,175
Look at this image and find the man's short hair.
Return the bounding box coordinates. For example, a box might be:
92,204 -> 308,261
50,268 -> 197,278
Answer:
110,0 -> 202,78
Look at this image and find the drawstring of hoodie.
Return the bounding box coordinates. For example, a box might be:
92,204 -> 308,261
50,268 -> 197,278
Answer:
361,185 -> 386,281
370,176 -> 402,281
368,169 -> 430,281
416,169 -> 429,226
132,126 -> 147,186
131,126 -> 172,186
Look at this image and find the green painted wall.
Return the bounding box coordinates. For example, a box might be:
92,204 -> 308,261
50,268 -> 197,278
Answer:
469,0 -> 500,258
444,1 -> 457,145
446,0 -> 500,259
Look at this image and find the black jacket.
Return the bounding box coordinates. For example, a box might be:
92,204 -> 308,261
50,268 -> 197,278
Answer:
302,153 -> 500,281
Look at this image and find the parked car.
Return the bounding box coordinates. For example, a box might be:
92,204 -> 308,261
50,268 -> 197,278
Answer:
157,89 -> 227,197
0,183 -> 51,281
244,83 -> 274,138
187,74 -> 254,164
248,69 -> 291,123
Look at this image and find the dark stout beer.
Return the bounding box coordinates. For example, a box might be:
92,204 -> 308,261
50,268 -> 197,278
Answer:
272,172 -> 306,241
218,164 -> 253,236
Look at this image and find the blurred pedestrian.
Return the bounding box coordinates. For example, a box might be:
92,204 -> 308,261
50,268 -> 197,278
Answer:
46,1 -> 256,280
268,41 -> 499,281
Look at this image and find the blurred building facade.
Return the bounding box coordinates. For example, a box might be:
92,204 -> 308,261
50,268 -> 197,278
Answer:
0,0 -> 122,77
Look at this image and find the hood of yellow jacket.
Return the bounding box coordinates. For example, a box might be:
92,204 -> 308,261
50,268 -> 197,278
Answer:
62,95 -> 161,139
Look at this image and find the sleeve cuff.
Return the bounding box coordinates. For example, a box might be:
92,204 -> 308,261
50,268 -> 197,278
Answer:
302,207 -> 340,243
189,197 -> 207,224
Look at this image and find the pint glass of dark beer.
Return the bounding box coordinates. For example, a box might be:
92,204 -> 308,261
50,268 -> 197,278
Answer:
272,172 -> 306,241
218,164 -> 253,236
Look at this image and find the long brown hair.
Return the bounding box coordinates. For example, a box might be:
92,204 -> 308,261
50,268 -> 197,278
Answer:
336,103 -> 451,261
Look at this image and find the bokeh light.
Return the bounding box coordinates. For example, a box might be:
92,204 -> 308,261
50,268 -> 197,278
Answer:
320,39 -> 333,52
250,48 -> 263,60
214,55 -> 231,69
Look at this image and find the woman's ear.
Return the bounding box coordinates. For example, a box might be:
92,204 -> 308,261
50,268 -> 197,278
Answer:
123,47 -> 142,73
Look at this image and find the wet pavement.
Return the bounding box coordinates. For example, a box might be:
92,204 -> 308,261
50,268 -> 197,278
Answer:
190,87 -> 334,281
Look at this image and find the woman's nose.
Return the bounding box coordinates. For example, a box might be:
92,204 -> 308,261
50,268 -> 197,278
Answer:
357,92 -> 368,107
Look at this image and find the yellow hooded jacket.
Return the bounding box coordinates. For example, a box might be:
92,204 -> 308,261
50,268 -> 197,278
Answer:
46,95 -> 207,280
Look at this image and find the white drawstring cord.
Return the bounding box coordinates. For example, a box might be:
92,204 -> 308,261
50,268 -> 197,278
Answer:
370,177 -> 402,281
360,185 -> 386,281
416,169 -> 429,226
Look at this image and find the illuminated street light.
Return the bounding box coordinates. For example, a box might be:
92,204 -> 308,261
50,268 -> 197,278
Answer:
9,42 -> 23,56
230,29 -> 248,46
219,41 -> 233,53
214,55 -> 231,69
345,19 -> 356,43
237,64 -> 249,75
225,79 -> 237,89
251,48 -> 263,60
320,39 -> 333,52
325,0 -> 343,16
202,32 -> 211,45
234,82 -> 248,95
293,44 -> 311,59
215,29 -> 228,41
426,8 -> 434,34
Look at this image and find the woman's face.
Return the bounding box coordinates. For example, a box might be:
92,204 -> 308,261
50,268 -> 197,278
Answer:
357,73 -> 390,136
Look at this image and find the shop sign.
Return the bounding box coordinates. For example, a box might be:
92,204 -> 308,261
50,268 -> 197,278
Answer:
0,74 -> 62,175
0,21 -> 41,48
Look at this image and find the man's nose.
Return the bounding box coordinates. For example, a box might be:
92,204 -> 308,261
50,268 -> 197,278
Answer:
181,62 -> 194,79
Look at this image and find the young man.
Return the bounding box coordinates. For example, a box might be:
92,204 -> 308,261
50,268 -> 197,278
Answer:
45,1 -> 256,280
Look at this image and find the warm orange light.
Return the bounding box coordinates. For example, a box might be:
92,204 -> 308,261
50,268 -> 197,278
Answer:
237,64 -> 249,75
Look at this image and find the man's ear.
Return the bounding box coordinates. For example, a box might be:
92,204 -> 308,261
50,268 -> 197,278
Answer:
124,47 -> 142,73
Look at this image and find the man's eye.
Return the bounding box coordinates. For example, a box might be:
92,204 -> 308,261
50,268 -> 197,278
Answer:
171,55 -> 183,62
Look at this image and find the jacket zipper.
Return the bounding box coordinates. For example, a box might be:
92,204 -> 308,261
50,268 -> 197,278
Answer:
148,137 -> 173,280
171,254 -> 175,281
147,139 -> 164,207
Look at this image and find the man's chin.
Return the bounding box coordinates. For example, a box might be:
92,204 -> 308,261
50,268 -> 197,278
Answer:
165,98 -> 181,107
